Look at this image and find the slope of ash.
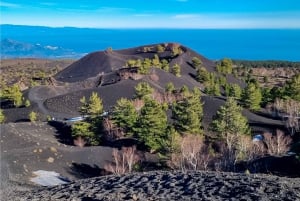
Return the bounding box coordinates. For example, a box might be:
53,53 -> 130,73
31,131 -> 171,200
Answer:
16,171 -> 300,201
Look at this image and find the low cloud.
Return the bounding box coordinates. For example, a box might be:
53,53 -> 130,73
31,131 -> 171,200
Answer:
0,1 -> 20,8
173,14 -> 201,19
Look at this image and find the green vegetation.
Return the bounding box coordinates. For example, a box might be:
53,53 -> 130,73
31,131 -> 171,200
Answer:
156,44 -> 165,53
228,84 -> 242,99
165,82 -> 175,93
172,63 -> 181,77
172,88 -> 203,135
71,121 -> 99,145
73,92 -> 104,146
285,74 -> 300,101
191,57 -> 202,69
134,82 -> 154,99
135,98 -> 168,153
25,99 -> 31,107
29,111 -> 37,122
125,54 -> 170,75
233,60 -> 300,68
0,109 -> 5,123
196,67 -> 209,83
0,84 -> 23,107
171,45 -> 183,56
242,82 -> 262,111
212,97 -> 250,139
111,98 -> 138,137
216,58 -> 233,74
79,92 -> 103,117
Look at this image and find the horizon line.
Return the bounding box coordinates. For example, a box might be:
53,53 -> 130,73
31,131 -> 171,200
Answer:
2,24 -> 300,30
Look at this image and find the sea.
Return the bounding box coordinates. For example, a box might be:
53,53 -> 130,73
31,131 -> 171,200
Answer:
1,25 -> 300,61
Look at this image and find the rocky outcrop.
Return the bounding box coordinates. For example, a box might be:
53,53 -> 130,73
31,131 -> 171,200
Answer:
15,171 -> 300,201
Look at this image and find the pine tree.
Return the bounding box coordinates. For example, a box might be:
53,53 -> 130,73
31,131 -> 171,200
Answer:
138,58 -> 151,74
196,67 -> 209,83
111,98 -> 138,136
172,64 -> 181,77
71,121 -> 99,145
242,82 -> 262,111
211,97 -> 250,149
135,99 -> 168,153
285,74 -> 300,101
86,92 -> 103,117
172,88 -> 203,135
134,82 -> 154,99
218,58 -> 233,74
161,59 -> 170,72
1,84 -> 23,107
165,82 -> 175,93
152,54 -> 161,68
229,84 -> 242,99
157,44 -> 165,53
192,57 -> 202,69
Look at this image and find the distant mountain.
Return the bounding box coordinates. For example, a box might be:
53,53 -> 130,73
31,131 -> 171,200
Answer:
0,38 -> 84,59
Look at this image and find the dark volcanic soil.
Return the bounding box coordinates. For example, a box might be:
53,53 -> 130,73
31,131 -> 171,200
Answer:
16,171 -> 300,201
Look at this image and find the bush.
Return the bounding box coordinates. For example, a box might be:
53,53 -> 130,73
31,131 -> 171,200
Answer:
29,111 -> 37,122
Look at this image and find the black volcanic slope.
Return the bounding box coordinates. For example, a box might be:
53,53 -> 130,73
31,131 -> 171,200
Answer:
54,43 -> 240,85
16,171 -> 300,201
43,43 -> 281,132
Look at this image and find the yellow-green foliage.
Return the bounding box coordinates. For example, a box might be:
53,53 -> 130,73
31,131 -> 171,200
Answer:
0,109 -> 5,123
172,64 -> 181,77
29,111 -> 37,122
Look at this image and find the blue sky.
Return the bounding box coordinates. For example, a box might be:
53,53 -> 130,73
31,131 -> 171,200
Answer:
1,0 -> 300,28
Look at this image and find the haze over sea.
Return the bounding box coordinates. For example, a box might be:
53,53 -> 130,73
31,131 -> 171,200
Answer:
2,25 -> 300,61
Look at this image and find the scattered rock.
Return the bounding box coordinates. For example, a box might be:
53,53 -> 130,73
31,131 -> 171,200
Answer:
50,147 -> 57,153
47,157 -> 54,163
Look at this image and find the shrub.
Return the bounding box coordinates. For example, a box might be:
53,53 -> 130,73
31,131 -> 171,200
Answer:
29,111 -> 37,122
104,146 -> 140,175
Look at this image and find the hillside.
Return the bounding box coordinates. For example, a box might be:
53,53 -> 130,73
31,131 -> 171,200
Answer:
1,43 -> 299,200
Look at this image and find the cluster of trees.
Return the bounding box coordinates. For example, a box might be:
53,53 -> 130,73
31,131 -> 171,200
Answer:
0,84 -> 23,107
71,82 -> 203,155
70,80 -> 290,173
216,58 -> 233,74
142,43 -> 183,57
232,60 -> 300,69
125,54 -> 170,74
125,54 -> 181,77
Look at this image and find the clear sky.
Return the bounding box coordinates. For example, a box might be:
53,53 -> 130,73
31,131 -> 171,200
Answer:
1,0 -> 300,28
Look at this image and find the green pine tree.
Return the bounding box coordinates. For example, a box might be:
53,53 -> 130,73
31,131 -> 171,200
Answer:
1,84 -> 23,107
172,88 -> 203,135
242,82 -> 262,111
135,99 -> 168,153
211,97 -> 250,139
229,84 -> 242,99
196,67 -> 209,83
111,98 -> 138,136
172,64 -> 181,77
161,59 -> 170,72
86,92 -> 103,117
134,82 -> 154,99
192,57 -> 202,69
71,121 -> 99,145
165,82 -> 175,93
285,74 -> 300,101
